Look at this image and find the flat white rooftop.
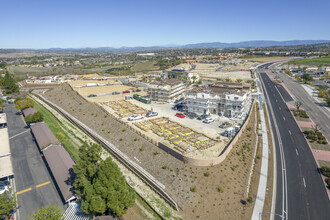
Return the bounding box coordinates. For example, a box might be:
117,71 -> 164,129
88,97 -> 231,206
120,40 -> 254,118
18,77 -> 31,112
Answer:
0,127 -> 13,179
0,113 -> 7,124
0,128 -> 10,156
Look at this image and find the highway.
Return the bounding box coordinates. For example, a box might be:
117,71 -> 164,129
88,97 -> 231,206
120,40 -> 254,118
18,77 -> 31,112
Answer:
258,72 -> 330,220
268,68 -> 330,142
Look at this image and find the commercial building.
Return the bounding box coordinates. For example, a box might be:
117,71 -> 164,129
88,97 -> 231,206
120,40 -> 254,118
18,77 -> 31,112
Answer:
185,84 -> 251,119
147,79 -> 186,102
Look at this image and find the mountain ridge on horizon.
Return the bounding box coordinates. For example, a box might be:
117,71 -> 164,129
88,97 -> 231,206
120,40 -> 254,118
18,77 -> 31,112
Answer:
2,40 -> 330,51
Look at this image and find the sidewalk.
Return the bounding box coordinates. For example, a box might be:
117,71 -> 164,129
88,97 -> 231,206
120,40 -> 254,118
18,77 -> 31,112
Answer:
251,79 -> 269,220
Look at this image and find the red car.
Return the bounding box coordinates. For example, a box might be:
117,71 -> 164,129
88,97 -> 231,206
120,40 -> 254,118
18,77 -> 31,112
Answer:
123,90 -> 130,93
175,112 -> 185,118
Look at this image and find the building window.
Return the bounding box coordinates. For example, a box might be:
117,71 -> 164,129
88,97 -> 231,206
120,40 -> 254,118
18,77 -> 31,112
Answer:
234,97 -> 238,100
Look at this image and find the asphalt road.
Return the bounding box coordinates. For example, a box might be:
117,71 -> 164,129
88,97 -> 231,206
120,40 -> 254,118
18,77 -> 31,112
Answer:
4,104 -> 63,220
269,66 -> 330,142
259,72 -> 330,220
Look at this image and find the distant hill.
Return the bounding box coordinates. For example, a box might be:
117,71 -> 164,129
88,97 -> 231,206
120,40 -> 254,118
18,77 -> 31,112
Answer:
180,40 -> 330,48
1,40 -> 330,53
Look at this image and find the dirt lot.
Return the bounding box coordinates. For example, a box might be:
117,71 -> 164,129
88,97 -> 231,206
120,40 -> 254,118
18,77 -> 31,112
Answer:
243,56 -> 294,62
44,83 -> 259,219
199,70 -> 252,80
70,81 -> 147,102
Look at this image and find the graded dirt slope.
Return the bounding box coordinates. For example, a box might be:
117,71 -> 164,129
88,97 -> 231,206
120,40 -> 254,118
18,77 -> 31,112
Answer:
44,83 -> 260,220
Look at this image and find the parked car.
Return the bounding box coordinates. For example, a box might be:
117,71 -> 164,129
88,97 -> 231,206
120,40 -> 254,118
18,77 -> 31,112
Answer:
173,104 -> 184,111
112,91 -> 120,95
197,114 -> 208,120
174,98 -> 184,103
203,117 -> 214,123
175,112 -> 185,118
123,90 -> 130,93
127,114 -> 144,121
146,112 -> 158,117
186,112 -> 198,119
219,122 -> 232,128
87,94 -> 97,97
136,89 -> 142,92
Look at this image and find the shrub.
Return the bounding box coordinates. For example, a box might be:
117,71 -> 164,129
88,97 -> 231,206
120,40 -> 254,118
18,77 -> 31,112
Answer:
134,138 -> 138,141
162,166 -> 167,169
318,90 -> 327,98
204,172 -> 210,177
320,166 -> 330,177
122,128 -> 126,132
140,146 -> 145,151
247,196 -> 253,203
154,152 -> 159,155
25,111 -> 44,123
326,178 -> 330,186
119,138 -> 123,141
217,186 -> 225,193
190,186 -> 196,192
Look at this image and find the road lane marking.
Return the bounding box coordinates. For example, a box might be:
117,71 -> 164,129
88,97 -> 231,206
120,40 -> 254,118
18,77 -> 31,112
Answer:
289,130 -> 291,135
296,149 -> 299,155
303,177 -> 306,188
283,117 -> 286,121
16,188 -> 32,195
36,181 -> 50,188
279,107 -> 281,110
9,129 -> 30,139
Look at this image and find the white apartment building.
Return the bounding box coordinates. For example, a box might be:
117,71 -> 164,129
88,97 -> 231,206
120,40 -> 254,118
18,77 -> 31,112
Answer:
147,79 -> 186,102
186,86 -> 250,119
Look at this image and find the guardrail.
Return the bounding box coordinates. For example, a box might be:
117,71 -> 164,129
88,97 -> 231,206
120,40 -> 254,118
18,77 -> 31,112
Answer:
33,93 -> 179,210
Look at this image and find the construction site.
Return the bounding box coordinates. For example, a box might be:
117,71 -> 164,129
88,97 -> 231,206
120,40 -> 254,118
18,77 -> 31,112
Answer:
100,100 -> 148,118
135,117 -> 218,154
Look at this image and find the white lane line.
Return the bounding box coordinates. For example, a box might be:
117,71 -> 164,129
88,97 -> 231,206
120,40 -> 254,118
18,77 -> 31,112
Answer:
303,177 -> 306,188
9,129 -> 30,139
283,117 -> 286,121
289,130 -> 291,135
296,149 -> 299,155
276,99 -> 278,102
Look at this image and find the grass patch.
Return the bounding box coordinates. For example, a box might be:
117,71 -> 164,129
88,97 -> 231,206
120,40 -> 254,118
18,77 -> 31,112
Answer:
288,56 -> 330,65
135,194 -> 162,220
33,101 -> 80,161
131,61 -> 159,72
319,160 -> 330,168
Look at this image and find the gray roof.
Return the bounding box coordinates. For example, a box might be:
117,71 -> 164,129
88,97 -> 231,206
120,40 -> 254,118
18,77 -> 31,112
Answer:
22,108 -> 37,117
30,122 -> 60,150
43,144 -> 76,202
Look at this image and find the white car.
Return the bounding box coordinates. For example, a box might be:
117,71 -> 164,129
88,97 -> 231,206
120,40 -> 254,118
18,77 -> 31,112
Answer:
127,114 -> 144,121
203,117 -> 214,123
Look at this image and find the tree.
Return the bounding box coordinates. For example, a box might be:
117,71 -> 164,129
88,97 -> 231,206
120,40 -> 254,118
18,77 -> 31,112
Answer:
295,101 -> 303,112
73,143 -> 135,217
1,72 -> 19,94
236,78 -> 243,83
318,90 -> 326,98
284,69 -> 291,75
15,97 -> 34,110
0,188 -> 17,219
302,73 -> 314,83
25,111 -> 44,123
28,205 -> 63,220
94,158 -> 135,216
312,124 -> 321,136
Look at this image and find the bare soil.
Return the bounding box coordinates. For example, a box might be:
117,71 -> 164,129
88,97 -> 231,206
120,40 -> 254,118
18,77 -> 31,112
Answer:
44,83 -> 259,219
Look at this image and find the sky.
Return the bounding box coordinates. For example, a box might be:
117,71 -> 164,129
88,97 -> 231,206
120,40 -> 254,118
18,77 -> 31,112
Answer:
1,0 -> 330,49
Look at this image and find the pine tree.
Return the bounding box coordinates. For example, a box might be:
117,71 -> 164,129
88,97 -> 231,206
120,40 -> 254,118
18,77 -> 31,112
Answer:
73,143 -> 135,216
1,72 -> 19,94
